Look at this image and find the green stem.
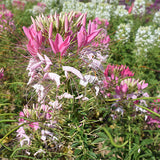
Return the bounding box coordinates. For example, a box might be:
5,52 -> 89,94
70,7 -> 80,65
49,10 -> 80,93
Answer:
136,104 -> 160,118
0,123 -> 26,146
0,113 -> 17,116
128,103 -> 131,160
102,127 -> 128,148
0,120 -> 18,123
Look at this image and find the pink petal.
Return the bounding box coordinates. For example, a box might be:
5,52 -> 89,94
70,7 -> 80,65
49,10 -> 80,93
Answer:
49,22 -> 53,38
77,26 -> 87,48
49,38 -> 59,54
87,29 -> 102,44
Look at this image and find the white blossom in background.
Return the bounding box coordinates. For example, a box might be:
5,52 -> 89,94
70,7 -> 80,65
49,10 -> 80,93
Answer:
132,0 -> 146,15
114,5 -> 128,18
135,26 -> 155,54
115,23 -> 131,43
154,27 -> 160,48
62,2 -> 76,13
76,2 -> 84,12
92,0 -> 118,5
81,2 -> 97,18
153,11 -> 160,26
95,3 -> 113,21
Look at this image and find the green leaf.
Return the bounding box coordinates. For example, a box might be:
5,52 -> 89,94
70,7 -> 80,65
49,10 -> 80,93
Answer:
88,151 -> 97,159
141,139 -> 154,146
92,138 -> 106,144
74,149 -> 82,155
97,132 -> 108,138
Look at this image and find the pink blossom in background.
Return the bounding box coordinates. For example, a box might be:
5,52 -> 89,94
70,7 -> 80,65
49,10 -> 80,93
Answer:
147,99 -> 160,128
128,2 -> 134,14
12,0 -> 25,10
0,68 -> 4,79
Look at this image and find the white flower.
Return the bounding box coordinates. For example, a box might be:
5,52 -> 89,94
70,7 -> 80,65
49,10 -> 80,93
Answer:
20,134 -> 30,147
33,84 -> 45,102
43,72 -> 61,87
80,75 -> 98,87
62,66 -> 85,80
58,92 -> 74,99
34,149 -> 46,156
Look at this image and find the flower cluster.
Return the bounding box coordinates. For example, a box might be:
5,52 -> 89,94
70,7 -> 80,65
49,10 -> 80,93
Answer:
114,5 -> 128,18
95,3 -> 113,21
12,0 -> 26,10
135,26 -> 155,54
115,23 -> 131,43
147,99 -> 160,128
0,6 -> 15,33
102,64 -> 149,116
17,11 -> 107,153
154,27 -> 160,48
132,0 -> 146,15
153,11 -> 160,26
27,2 -> 46,15
16,102 -> 61,154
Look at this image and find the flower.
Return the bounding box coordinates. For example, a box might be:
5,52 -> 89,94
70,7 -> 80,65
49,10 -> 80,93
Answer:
0,68 -> 4,79
147,99 -> 160,128
62,66 -> 84,80
49,33 -> 70,56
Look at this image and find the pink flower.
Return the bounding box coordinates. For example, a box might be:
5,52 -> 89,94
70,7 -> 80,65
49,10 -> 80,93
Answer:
105,20 -> 109,27
49,33 -> 70,56
137,81 -> 148,90
19,111 -> 25,122
29,122 -> 39,131
0,68 -> 4,79
77,26 -> 101,49
23,26 -> 42,57
147,100 -> 160,128
128,3 -> 134,14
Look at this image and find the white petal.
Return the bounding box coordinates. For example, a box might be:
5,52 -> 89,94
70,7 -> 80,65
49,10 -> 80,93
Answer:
43,72 -> 60,87
58,92 -> 74,99
62,66 -> 84,80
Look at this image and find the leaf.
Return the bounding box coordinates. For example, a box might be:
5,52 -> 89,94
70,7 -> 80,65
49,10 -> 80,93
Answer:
141,139 -> 154,146
92,138 -> 106,144
74,149 -> 82,155
88,151 -> 97,159
97,132 -> 108,138
72,142 -> 81,148
124,144 -> 140,160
